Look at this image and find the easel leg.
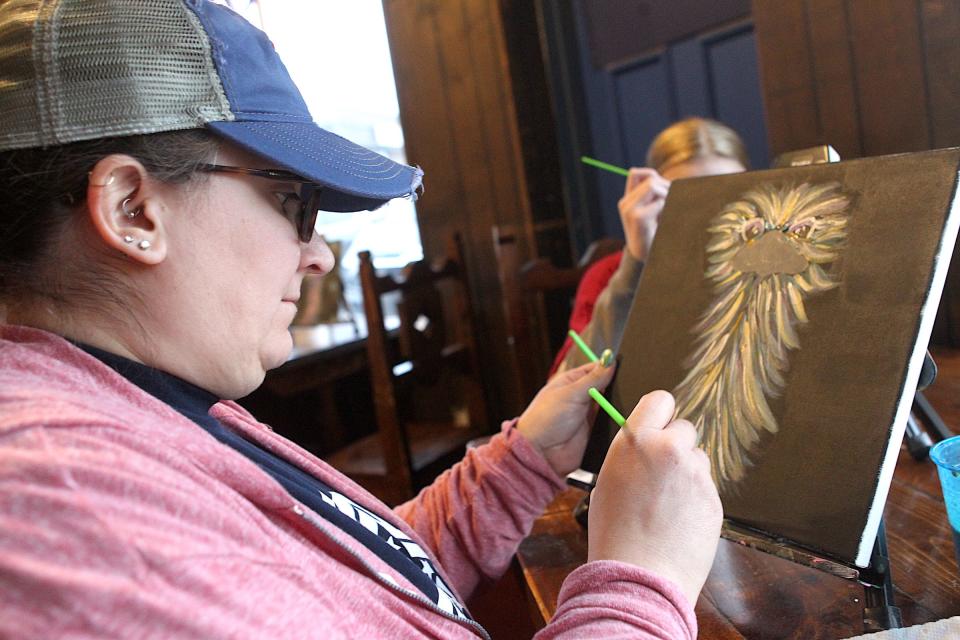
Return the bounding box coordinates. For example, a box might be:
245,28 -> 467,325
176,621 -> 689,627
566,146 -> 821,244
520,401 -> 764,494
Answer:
905,412 -> 934,460
914,390 -> 955,442
861,521 -> 902,632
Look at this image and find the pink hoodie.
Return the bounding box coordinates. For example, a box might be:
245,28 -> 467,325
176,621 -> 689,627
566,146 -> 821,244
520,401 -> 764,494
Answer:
0,325 -> 696,639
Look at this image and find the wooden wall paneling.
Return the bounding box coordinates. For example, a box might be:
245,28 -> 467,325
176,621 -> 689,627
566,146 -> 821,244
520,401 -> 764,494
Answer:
384,1 -> 465,244
845,0 -> 931,156
921,0 -> 960,345
752,0 -> 960,346
804,0 -> 862,159
383,0 -> 537,417
442,0 -> 535,413
560,3 -> 768,250
466,0 -> 545,408
430,1 -> 502,251
754,0 -> 960,159
920,0 -> 960,149
579,0 -> 749,68
461,0 -> 535,244
752,0 -> 821,157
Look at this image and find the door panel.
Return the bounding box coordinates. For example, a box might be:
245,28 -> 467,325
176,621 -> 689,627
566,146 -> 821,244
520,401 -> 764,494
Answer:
554,2 -> 770,248
705,27 -> 771,170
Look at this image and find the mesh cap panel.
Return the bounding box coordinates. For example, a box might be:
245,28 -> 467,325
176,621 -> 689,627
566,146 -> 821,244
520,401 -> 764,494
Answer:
0,0 -> 44,148
0,0 -> 232,150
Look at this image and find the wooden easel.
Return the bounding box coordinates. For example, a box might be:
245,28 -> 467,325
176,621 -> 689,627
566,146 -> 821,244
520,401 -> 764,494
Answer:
721,519 -> 901,632
713,349 -> 945,633
566,476 -> 905,632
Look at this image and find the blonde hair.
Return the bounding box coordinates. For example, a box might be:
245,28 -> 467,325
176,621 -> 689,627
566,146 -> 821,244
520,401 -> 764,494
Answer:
645,117 -> 750,173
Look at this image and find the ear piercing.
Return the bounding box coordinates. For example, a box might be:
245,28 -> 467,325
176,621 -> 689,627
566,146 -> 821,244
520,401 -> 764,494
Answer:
116,195 -> 147,250
121,235 -> 150,250
85,176 -> 140,220
121,198 -> 140,218
88,173 -> 115,187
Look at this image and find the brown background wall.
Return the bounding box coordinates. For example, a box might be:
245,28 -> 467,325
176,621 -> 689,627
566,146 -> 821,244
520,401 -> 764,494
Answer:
753,0 -> 960,344
753,0 -> 960,159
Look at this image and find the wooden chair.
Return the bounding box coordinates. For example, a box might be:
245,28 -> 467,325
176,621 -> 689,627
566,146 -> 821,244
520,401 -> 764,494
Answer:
493,224 -> 623,414
324,233 -> 491,505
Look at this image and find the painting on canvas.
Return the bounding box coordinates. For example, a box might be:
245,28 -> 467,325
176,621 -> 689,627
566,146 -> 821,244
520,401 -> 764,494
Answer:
584,148 -> 960,567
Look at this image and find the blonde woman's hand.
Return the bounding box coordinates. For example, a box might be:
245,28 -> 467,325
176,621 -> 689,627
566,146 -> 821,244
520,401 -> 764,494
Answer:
617,168 -> 671,262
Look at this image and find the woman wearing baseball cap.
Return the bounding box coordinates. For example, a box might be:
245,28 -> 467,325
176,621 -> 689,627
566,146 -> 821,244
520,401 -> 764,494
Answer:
0,1 -> 721,637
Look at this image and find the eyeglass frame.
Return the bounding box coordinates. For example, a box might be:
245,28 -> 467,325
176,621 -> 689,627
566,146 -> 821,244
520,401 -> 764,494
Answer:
198,164 -> 323,243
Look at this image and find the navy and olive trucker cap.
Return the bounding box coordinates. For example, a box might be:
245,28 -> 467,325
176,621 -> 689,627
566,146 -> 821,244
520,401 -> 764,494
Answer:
0,0 -> 422,213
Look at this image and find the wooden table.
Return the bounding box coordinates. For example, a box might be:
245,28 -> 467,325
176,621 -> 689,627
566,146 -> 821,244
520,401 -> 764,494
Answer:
515,348 -> 960,639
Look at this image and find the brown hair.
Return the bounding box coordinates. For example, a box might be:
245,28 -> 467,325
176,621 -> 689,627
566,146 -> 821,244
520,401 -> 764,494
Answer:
645,117 -> 750,173
0,130 -> 219,314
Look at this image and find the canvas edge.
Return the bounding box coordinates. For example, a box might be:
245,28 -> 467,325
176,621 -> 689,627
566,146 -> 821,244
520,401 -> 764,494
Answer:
855,165 -> 960,567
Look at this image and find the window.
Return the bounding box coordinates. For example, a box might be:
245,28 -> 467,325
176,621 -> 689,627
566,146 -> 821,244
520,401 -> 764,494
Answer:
216,1 -> 423,318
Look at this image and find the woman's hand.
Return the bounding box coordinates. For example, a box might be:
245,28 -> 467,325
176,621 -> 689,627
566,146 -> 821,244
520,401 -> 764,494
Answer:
617,168 -> 671,262
517,361 -> 615,477
587,390 -> 723,606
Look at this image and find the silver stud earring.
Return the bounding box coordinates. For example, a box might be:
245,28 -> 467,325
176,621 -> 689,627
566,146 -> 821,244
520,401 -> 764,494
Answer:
122,235 -> 134,244
137,240 -> 151,251
121,198 -> 139,219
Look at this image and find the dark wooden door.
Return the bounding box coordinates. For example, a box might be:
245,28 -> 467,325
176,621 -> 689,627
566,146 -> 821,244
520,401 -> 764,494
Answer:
540,1 -> 770,252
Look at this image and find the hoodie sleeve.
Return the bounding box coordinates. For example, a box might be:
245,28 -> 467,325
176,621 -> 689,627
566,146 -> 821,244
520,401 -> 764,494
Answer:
393,420 -> 565,600
393,421 -> 697,639
534,561 -> 697,640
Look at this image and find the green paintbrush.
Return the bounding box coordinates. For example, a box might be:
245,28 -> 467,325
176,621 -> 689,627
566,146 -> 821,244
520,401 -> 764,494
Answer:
580,155 -> 630,177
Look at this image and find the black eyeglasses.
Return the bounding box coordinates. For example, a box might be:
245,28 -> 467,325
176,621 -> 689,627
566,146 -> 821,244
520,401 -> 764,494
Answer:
198,164 -> 323,243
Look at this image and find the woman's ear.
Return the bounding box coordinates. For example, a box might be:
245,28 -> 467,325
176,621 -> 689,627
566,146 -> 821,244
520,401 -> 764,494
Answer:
86,155 -> 168,266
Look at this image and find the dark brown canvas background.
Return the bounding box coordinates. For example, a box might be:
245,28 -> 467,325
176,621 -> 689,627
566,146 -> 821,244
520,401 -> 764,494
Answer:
587,148 -> 960,564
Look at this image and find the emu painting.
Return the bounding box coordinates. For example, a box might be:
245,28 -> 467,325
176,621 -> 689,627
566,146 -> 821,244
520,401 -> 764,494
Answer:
673,182 -> 851,491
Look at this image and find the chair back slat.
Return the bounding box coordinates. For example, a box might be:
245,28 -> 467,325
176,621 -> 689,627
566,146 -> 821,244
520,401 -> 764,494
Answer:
328,232 -> 491,505
493,224 -> 624,413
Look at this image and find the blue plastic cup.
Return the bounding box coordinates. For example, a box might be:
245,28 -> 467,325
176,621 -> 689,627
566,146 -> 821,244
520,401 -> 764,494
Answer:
930,435 -> 960,569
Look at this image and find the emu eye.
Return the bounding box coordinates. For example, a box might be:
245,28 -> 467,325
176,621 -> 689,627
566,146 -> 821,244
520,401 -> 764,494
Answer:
741,219 -> 764,241
788,220 -> 814,239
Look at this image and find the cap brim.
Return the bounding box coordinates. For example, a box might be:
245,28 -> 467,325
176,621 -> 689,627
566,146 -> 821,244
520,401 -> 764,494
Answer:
207,120 -> 422,213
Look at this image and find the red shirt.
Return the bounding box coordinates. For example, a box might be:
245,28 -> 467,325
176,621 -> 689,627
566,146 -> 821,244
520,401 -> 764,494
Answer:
550,250 -> 624,375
